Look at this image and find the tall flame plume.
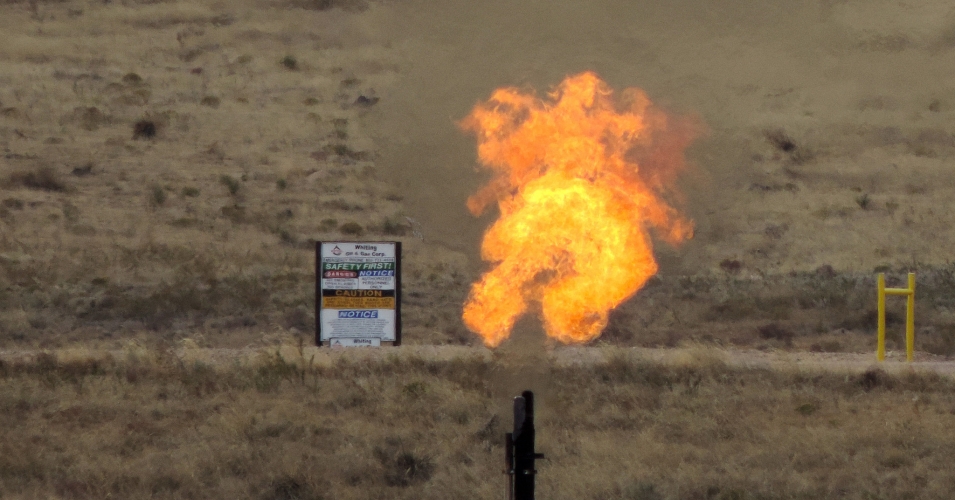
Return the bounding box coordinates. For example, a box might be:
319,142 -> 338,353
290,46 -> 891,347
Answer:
460,71 -> 697,348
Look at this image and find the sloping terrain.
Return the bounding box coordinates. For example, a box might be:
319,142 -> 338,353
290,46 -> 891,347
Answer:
3,2 -> 955,497
0,0 -> 469,348
2,0 -> 955,354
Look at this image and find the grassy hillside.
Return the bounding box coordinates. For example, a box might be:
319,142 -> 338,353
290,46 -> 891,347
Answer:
0,0 -> 470,348
4,3 -> 955,499
2,0 -> 955,354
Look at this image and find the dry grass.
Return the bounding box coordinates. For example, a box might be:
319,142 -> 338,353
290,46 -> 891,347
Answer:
3,1 -> 955,496
0,0 -> 466,348
2,346 -> 955,499
600,265 -> 955,357
2,0 -> 955,356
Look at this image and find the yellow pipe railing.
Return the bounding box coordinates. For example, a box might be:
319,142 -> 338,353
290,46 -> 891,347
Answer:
877,272 -> 915,362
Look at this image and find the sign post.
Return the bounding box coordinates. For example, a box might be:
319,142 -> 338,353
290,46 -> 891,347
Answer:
316,241 -> 401,347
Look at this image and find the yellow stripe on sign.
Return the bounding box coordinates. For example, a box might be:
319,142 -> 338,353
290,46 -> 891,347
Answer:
323,297 -> 396,309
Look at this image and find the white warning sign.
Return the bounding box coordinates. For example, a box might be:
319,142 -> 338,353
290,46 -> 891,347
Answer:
317,242 -> 401,345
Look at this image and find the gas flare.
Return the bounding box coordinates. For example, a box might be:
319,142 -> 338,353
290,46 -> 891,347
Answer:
460,71 -> 697,347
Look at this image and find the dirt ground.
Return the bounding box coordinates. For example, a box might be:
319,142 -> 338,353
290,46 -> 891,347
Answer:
3,343 -> 951,379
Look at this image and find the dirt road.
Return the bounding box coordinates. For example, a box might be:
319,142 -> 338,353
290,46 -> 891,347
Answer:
3,344 -> 952,377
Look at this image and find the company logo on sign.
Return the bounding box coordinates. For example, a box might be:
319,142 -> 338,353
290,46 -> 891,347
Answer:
332,246 -> 342,255
338,310 -> 379,319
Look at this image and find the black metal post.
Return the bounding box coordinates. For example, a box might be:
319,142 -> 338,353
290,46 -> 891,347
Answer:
506,390 -> 543,500
504,432 -> 514,500
315,241 -> 322,347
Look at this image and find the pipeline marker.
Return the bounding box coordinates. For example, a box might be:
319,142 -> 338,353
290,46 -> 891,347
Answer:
877,272 -> 915,362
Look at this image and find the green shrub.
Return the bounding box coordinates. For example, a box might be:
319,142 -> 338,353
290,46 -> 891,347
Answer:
4,167 -> 67,192
200,96 -> 221,108
381,218 -> 407,236
150,185 -> 167,206
62,202 -> 80,224
220,175 -> 240,196
340,222 -> 363,235
280,55 -> 297,70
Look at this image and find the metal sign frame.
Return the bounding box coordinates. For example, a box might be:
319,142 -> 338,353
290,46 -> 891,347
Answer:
315,241 -> 402,347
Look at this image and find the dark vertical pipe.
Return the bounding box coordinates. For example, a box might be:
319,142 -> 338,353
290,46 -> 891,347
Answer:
504,432 -> 514,500
394,241 -> 402,346
513,390 -> 539,500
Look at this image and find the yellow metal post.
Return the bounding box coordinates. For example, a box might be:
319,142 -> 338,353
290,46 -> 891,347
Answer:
878,272 -> 915,362
877,273 -> 886,362
906,272 -> 915,363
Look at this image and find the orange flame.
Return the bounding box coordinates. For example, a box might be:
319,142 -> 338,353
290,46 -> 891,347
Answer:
460,71 -> 697,348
